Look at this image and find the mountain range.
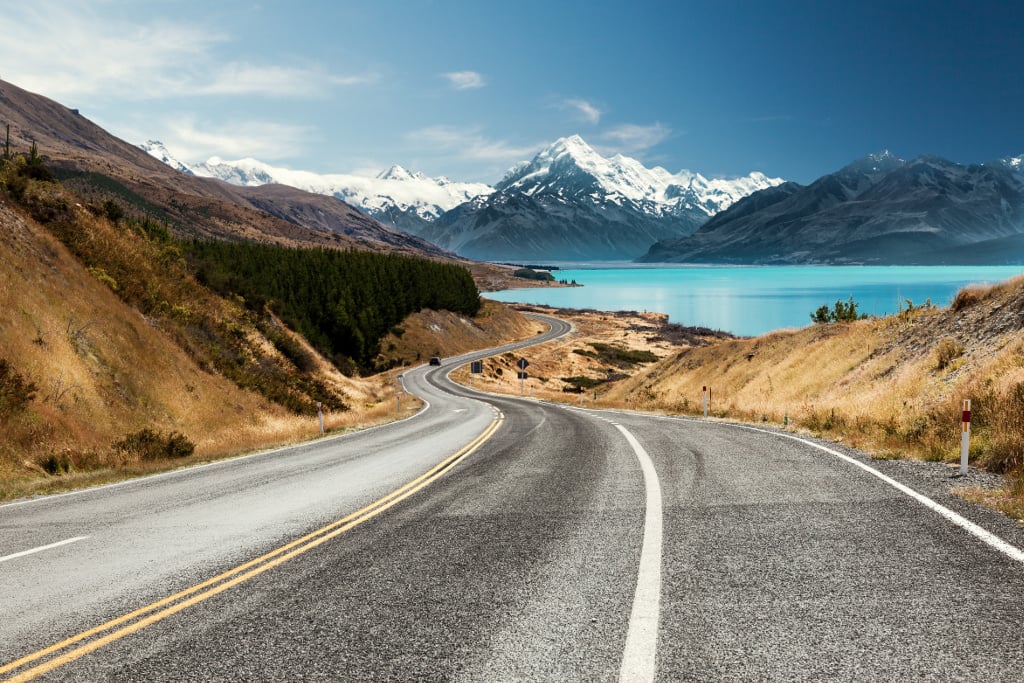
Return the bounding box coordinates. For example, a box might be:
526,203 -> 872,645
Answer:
640,151 -> 1024,264
0,78 -> 455,266
151,135 -> 784,261
141,141 -> 493,235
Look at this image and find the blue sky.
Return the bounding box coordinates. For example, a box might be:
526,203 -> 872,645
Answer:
2,1 -> 1021,184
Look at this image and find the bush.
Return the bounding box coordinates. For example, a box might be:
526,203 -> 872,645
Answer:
513,268 -> 555,282
112,428 -> 195,461
810,296 -> 867,323
587,343 -> 658,365
0,359 -> 38,416
935,338 -> 964,370
952,286 -> 985,312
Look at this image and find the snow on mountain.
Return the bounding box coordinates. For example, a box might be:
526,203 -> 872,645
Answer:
142,136 -> 781,253
497,134 -> 784,217
182,155 -> 492,225
991,154 -> 1024,173
139,140 -> 193,175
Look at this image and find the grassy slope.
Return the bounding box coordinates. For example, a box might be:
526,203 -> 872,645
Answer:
0,198 -> 537,500
601,277 -> 1024,512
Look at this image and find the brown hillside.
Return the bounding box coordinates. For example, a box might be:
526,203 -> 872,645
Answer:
0,192 -> 541,500
0,78 -> 545,291
0,200 -> 383,496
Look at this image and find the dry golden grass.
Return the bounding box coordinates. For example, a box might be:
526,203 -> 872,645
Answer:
0,197 -> 544,501
0,200 -> 430,500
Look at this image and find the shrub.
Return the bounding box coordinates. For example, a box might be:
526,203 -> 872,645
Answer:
951,286 -> 986,312
513,268 -> 555,282
112,428 -> 195,461
587,343 -> 658,366
810,296 -> 867,323
935,338 -> 964,370
87,266 -> 119,291
0,359 -> 38,416
39,451 -> 73,475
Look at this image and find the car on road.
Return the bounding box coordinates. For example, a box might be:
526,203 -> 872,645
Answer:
429,356 -> 442,366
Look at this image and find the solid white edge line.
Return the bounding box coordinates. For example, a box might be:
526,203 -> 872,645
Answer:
568,404 -> 1024,567
0,536 -> 90,564
614,423 -> 663,683
731,424 -> 1024,565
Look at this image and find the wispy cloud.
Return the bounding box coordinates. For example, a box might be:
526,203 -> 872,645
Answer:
195,64 -> 378,98
442,71 -> 486,90
161,117 -> 315,162
0,4 -> 372,100
597,123 -> 672,155
561,98 -> 602,125
406,125 -> 539,163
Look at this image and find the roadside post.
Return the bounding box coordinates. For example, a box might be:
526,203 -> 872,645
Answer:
702,386 -> 709,418
316,401 -> 324,435
960,399 -> 971,476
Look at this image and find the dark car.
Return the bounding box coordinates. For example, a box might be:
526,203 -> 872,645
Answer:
429,356 -> 442,366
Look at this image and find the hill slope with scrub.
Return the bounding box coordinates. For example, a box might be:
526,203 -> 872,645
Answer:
0,151 -> 531,500
601,278 -> 1024,510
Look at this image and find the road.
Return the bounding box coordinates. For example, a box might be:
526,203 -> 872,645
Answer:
3,314 -> 1024,681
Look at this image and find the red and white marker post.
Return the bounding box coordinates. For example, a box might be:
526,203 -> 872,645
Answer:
960,399 -> 971,476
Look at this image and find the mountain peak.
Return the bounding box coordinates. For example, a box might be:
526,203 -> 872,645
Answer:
139,140 -> 193,175
843,149 -> 907,176
377,164 -> 414,181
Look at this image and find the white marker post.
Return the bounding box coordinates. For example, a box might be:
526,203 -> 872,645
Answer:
317,401 -> 325,435
702,385 -> 708,418
960,399 -> 971,476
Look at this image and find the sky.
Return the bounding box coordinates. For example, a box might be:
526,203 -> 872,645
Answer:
2,0 -> 1022,185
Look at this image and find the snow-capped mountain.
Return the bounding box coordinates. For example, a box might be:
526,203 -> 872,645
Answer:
421,135 -> 784,261
142,136 -> 783,261
140,140 -> 194,175
496,134 -> 782,218
138,142 -> 493,233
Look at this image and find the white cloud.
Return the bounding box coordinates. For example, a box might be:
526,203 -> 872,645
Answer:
597,123 -> 671,155
162,117 -> 315,162
562,98 -> 602,125
443,71 -> 486,90
0,4 -> 372,101
195,64 -> 378,98
407,125 -> 539,163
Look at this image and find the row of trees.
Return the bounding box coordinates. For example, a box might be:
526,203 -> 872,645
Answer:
186,241 -> 481,371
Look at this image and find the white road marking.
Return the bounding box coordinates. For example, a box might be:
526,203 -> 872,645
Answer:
0,536 -> 90,564
733,425 -> 1024,565
614,423 -> 663,683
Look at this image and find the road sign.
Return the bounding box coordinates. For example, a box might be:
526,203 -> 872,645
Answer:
517,371 -> 528,380
517,357 -> 529,370
471,361 -> 483,374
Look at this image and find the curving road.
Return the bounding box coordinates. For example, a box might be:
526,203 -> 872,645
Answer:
3,314 -> 1024,681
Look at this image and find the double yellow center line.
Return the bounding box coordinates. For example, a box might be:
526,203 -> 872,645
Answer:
1,413 -> 504,682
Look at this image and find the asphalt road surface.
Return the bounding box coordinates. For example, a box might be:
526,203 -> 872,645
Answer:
3,314 -> 1024,681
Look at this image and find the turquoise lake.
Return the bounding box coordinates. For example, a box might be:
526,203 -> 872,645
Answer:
486,265 -> 1024,337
